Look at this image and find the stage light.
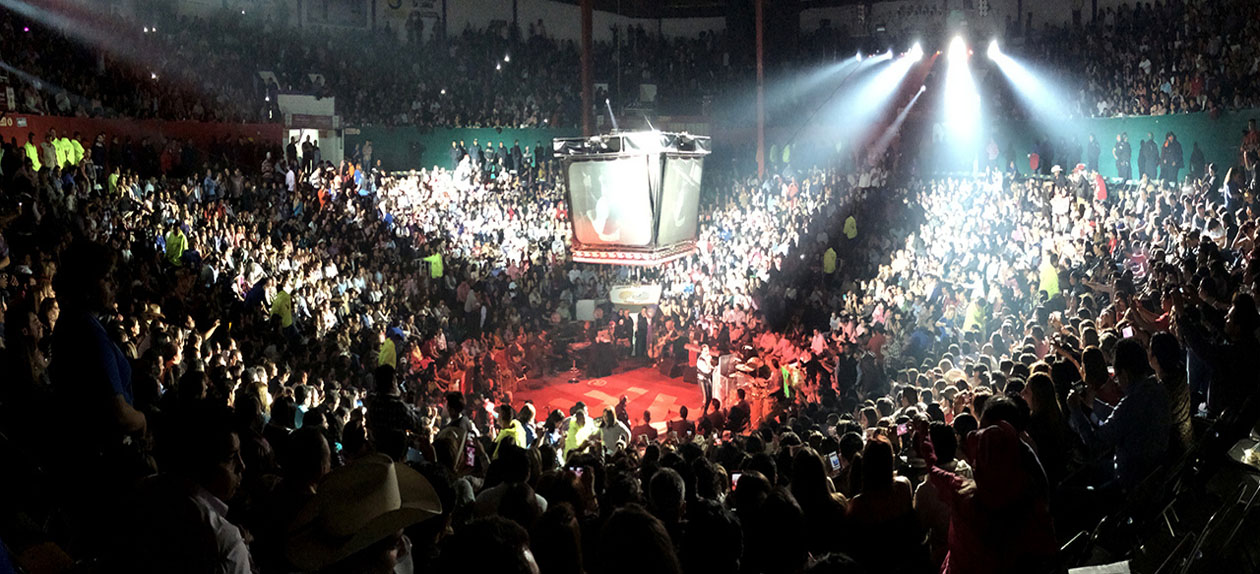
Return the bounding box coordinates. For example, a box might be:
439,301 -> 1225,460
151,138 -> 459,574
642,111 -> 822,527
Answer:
948,37 -> 967,62
504,54 -> 511,62
910,42 -> 924,61
987,39 -> 999,60
943,35 -> 980,142
856,51 -> 862,62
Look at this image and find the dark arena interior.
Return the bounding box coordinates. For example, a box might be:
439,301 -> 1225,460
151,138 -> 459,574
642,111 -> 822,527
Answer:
3,0 -> 1260,572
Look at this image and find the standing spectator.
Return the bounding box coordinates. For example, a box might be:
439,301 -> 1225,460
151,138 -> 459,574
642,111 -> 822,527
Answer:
1113,133 -> 1134,180
1138,132 -> 1159,180
1086,133 -> 1101,172
1160,132 -> 1183,183
1067,338 -> 1169,490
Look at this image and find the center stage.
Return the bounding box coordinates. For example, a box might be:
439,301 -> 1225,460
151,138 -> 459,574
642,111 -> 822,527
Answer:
514,366 -> 704,433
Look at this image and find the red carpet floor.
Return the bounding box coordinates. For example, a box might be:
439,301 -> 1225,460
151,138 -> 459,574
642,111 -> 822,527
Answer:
514,366 -> 704,432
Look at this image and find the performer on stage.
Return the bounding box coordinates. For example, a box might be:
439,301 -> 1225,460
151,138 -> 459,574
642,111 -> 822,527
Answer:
697,344 -> 714,413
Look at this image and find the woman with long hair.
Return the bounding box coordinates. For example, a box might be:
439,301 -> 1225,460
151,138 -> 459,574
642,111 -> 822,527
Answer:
845,437 -> 928,573
1022,372 -> 1076,486
789,447 -> 849,556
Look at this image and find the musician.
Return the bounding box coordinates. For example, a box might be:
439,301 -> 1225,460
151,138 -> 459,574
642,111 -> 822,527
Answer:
728,388 -> 751,433
697,344 -> 715,413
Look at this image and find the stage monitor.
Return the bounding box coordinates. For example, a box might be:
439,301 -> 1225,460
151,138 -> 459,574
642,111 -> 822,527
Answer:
555,131 -> 710,266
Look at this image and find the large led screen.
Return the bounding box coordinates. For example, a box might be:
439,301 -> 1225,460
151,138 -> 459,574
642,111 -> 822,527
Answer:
568,158 -> 654,247
657,157 -> 704,245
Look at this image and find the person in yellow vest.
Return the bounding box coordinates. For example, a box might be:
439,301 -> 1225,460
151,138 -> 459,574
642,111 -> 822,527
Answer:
377,328 -> 398,368
962,297 -> 985,333
165,224 -> 187,265
563,403 -> 595,461
492,404 -> 526,458
107,166 -> 121,195
422,251 -> 444,278
23,132 -> 40,172
1039,252 -> 1060,299
823,246 -> 837,275
844,214 -> 858,240
54,134 -> 71,168
270,286 -> 295,338
69,131 -> 85,166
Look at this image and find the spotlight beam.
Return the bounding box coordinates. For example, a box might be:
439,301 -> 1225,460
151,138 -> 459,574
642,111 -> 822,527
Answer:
871,86 -> 926,158
778,54 -> 887,153
943,37 -> 980,141
989,45 -> 1076,129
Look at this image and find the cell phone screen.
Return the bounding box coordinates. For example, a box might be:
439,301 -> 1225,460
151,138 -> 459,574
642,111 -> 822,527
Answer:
1122,326 -> 1134,338
897,423 -> 909,436
828,452 -> 841,470
569,466 -> 584,478
730,472 -> 742,490
464,436 -> 476,467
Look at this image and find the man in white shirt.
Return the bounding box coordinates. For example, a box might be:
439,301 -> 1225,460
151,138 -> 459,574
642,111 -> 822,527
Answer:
285,164 -> 296,193
697,344 -> 714,414
597,408 -> 632,455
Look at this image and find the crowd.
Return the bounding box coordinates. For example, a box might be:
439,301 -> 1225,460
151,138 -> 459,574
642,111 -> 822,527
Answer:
1,104 -> 1257,574
0,10 -> 1259,573
989,0 -> 1260,118
9,0 -> 1260,133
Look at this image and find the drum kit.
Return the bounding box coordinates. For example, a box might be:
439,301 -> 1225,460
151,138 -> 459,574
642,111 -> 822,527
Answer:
730,355 -> 772,430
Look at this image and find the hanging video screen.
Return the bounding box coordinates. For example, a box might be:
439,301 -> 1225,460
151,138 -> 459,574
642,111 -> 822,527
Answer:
567,157 -> 655,247
657,157 -> 704,245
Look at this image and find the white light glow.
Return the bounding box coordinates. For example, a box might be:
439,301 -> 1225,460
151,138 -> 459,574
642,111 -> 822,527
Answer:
909,42 -> 924,62
948,37 -> 967,62
987,39 -> 999,60
944,36 -> 980,140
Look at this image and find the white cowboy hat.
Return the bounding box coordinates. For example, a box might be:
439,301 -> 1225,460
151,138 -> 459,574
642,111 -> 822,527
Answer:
286,454 -> 442,571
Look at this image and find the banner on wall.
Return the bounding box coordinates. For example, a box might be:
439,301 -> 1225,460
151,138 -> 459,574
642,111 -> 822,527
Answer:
302,0 -> 371,29
380,0 -> 441,42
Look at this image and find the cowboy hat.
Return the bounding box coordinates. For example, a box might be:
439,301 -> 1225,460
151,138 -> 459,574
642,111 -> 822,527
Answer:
140,303 -> 165,320
286,454 -> 442,571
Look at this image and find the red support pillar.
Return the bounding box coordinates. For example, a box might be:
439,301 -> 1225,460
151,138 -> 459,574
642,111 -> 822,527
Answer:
755,0 -> 766,178
581,0 -> 594,136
